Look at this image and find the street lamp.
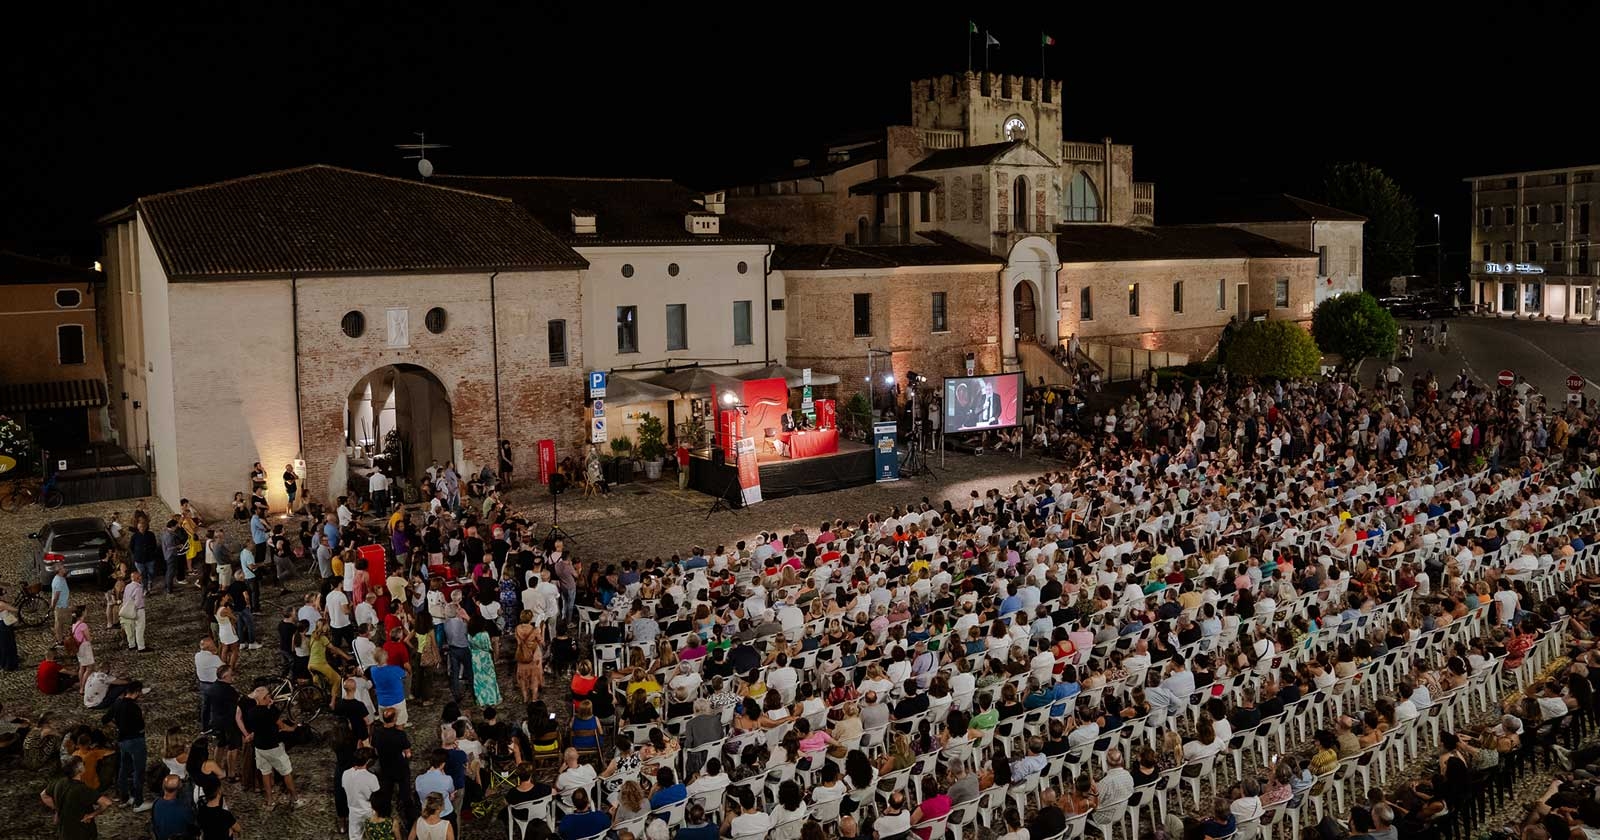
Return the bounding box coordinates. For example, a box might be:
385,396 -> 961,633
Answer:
1434,213 -> 1445,305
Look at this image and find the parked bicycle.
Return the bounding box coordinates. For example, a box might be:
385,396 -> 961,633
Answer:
0,473 -> 64,513
2,581 -> 50,628
266,674 -> 327,724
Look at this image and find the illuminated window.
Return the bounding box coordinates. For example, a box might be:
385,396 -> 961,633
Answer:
1172,280 -> 1184,314
931,292 -> 948,332
1128,283 -> 1140,317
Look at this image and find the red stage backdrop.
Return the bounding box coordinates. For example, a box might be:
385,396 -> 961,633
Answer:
741,377 -> 789,443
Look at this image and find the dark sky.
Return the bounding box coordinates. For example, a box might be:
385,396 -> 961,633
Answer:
6,2 -> 1593,262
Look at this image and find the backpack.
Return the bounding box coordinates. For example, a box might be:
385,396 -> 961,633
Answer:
516,631 -> 537,664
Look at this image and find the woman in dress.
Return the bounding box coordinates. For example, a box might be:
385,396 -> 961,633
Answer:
215,596 -> 239,671
468,616 -> 501,707
407,792 -> 454,840
513,610 -> 542,702
70,606 -> 94,693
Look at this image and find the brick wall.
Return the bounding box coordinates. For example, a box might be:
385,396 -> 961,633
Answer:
784,266 -> 1002,407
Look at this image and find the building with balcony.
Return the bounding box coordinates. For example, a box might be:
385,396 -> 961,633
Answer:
1467,166 -> 1600,321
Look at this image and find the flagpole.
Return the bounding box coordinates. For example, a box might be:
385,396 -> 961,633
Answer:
984,30 -> 990,73
967,25 -> 972,73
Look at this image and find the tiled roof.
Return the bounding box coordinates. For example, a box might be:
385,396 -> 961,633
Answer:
908,141 -> 1025,172
135,165 -> 586,280
1204,194 -> 1366,224
0,250 -> 99,285
848,175 -> 940,196
1055,225 -> 1318,263
430,176 -> 772,246
773,232 -> 1004,270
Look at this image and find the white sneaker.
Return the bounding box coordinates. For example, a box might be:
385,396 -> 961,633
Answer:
248,643 -> 263,650
133,802 -> 153,813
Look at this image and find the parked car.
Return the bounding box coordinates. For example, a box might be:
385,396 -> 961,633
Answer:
26,517 -> 114,587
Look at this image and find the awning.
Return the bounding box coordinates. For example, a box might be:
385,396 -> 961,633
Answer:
646,367 -> 745,399
737,363 -> 841,388
601,375 -> 678,405
848,174 -> 940,197
0,378 -> 108,413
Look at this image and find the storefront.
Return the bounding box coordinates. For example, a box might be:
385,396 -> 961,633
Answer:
1477,263 -> 1598,319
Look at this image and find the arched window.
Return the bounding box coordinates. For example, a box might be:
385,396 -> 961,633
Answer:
1013,175 -> 1029,232
1065,172 -> 1101,222
855,217 -> 868,245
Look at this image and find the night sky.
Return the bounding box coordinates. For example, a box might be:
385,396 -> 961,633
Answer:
6,2 -> 1594,267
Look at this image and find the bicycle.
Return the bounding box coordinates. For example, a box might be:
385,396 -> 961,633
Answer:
0,474 -> 64,513
2,581 -> 50,628
267,673 -> 327,724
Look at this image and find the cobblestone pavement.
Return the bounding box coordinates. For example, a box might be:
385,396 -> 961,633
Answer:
0,450 -> 1049,839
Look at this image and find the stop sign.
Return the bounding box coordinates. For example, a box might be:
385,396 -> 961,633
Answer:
1569,374 -> 1587,392
1497,369 -> 1515,387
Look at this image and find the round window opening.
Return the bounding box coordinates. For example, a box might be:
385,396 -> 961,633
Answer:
425,307 -> 447,334
341,310 -> 366,338
55,289 -> 82,308
621,264 -> 634,278
737,261 -> 749,275
667,263 -> 680,277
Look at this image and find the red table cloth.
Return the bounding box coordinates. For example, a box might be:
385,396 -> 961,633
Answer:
778,429 -> 839,459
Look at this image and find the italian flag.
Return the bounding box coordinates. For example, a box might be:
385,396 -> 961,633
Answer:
970,21 -> 979,34
1042,33 -> 1056,46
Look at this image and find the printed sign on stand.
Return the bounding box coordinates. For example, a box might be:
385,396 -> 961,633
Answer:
874,421 -> 900,482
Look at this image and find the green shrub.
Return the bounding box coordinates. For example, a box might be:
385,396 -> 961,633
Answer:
1312,292 -> 1398,361
1224,320 -> 1322,379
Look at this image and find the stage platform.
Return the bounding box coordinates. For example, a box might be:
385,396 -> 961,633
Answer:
688,440 -> 875,506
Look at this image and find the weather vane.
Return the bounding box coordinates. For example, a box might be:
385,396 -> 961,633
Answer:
395,132 -> 449,178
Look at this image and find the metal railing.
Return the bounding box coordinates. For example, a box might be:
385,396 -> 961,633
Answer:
1061,142 -> 1104,161
1080,342 -> 1188,383
921,129 -> 964,150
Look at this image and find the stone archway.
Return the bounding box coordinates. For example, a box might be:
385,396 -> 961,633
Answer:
345,364 -> 454,486
1001,236 -> 1061,368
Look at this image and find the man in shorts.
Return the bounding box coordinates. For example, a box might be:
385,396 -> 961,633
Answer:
241,686 -> 305,808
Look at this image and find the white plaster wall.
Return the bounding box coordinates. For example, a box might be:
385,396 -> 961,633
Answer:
578,244 -> 777,371
134,214 -> 182,510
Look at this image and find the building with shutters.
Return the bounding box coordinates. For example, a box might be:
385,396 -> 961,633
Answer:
1466,165 -> 1600,321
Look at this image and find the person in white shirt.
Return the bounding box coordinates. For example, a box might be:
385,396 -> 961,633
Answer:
555,748 -> 598,808
684,756 -> 730,803
341,749 -> 381,840
353,593 -> 379,630
325,587 -> 351,642
724,788 -> 772,837
766,654 -> 799,704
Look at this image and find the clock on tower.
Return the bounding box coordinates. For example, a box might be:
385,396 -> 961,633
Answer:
1003,115 -> 1028,141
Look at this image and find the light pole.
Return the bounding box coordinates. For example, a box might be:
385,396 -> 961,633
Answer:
1434,213 -> 1444,304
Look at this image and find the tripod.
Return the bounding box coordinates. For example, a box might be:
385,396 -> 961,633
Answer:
901,386 -> 940,479
543,480 -> 572,547
706,474 -> 743,518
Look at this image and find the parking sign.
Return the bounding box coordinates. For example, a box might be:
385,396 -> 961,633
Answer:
588,370 -> 607,399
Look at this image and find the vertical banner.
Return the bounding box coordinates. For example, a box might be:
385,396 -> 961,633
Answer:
815,399 -> 836,429
874,421 -> 900,482
537,439 -> 555,485
719,409 -> 743,465
735,436 -> 762,506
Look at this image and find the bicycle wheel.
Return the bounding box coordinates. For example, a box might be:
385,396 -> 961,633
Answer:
17,594 -> 47,628
42,490 -> 64,510
292,682 -> 326,722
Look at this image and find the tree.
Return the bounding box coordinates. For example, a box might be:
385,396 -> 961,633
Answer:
1224,320 -> 1322,379
1321,162 -> 1417,292
1312,292 -> 1398,361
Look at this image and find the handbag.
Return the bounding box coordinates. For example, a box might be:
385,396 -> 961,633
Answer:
119,600 -> 138,620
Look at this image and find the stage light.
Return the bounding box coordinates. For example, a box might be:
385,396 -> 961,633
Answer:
883,374 -> 896,385
720,391 -> 737,406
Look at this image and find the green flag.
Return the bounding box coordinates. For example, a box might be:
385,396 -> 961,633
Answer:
970,21 -> 979,34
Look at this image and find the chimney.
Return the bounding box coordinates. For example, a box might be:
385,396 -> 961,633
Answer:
570,209 -> 596,235
702,191 -> 726,215
685,211 -> 720,235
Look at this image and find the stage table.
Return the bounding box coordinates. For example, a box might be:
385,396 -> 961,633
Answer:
778,428 -> 839,459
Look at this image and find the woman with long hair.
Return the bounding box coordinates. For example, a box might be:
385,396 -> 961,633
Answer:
468,616 -> 501,707
513,610 -> 542,701
215,596 -> 239,671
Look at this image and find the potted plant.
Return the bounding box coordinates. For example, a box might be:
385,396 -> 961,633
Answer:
609,436 -> 634,484
677,416 -> 708,449
636,413 -> 666,480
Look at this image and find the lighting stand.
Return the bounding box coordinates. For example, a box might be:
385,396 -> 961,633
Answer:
901,386 -> 940,479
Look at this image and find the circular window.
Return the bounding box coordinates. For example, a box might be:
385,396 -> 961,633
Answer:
55,289 -> 82,308
667,263 -> 680,277
341,310 -> 366,338
425,307 -> 447,334
621,264 -> 634,278
737,261 -> 748,275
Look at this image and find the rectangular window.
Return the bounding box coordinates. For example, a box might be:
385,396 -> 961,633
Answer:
1347,245 -> 1358,275
1502,283 -> 1518,312
1524,281 -> 1542,312
1172,280 -> 1184,313
1525,242 -> 1538,262
1216,278 -> 1227,310
1555,204 -> 1566,224
1080,287 -> 1094,321
57,324 -> 85,365
1582,203 -> 1592,234
1554,173 -> 1569,185
1317,246 -> 1329,276
1274,278 -> 1289,308
1127,283 -> 1140,316
547,319 -> 568,367
770,298 -> 785,311
1553,241 -> 1565,264
1581,243 -> 1591,274
1503,242 -> 1514,262
665,304 -> 688,351
1481,207 -> 1493,227
1481,243 -> 1491,262
1504,177 -> 1518,189
1504,206 -> 1515,225
919,191 -> 930,223
931,291 -> 948,332
732,300 -> 753,346
853,293 -> 872,337
616,305 -> 638,353
1527,205 -> 1540,225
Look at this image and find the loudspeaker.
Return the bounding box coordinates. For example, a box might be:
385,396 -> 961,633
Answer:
710,447 -> 725,463
549,474 -> 568,495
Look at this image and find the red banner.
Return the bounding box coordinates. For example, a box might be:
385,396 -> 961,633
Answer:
814,399 -> 837,429
740,377 -> 789,444
719,409 -> 744,465
537,439 -> 555,485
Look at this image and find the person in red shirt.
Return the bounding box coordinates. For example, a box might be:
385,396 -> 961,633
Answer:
37,655 -> 66,695
676,443 -> 692,490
